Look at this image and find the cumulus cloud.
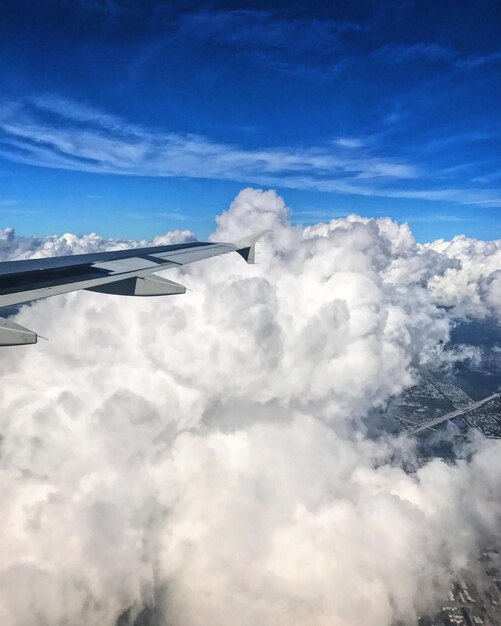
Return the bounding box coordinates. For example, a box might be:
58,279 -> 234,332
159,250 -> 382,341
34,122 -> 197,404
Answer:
0,227 -> 195,261
422,235 -> 501,318
0,188 -> 500,626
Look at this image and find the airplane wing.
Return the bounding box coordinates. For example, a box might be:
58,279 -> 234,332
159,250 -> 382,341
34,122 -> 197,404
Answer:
0,230 -> 267,346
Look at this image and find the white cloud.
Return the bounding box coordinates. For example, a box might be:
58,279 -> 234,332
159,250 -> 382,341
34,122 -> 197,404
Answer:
0,199 -> 17,208
422,235 -> 501,318
175,9 -> 361,78
20,96 -> 501,207
0,97 -> 417,179
0,227 -> 195,261
333,137 -> 365,149
0,189 -> 500,626
374,42 -> 501,70
1,96 -> 500,206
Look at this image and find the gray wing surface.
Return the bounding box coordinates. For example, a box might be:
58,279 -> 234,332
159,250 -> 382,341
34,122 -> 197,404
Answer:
0,230 -> 267,346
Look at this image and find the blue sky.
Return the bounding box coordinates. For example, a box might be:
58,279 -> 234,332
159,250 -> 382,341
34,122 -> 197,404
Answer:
0,0 -> 500,241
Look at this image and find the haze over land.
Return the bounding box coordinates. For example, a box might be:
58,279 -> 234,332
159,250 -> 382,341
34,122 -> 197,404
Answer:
0,189 -> 500,626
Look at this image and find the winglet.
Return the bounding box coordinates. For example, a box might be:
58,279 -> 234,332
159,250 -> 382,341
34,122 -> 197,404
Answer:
234,229 -> 269,264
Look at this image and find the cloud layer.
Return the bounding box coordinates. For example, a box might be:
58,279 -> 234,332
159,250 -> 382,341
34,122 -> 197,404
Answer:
423,235 -> 501,319
0,226 -> 195,260
0,96 -> 417,188
1,96 -> 500,207
0,189 -> 500,626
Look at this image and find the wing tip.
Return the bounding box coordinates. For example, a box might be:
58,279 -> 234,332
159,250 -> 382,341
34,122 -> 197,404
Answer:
0,316 -> 38,346
234,229 -> 270,264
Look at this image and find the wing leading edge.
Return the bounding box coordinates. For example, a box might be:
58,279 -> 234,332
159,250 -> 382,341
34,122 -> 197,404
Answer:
0,230 -> 267,346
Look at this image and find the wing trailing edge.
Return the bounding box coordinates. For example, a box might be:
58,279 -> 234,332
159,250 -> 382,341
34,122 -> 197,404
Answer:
87,275 -> 186,297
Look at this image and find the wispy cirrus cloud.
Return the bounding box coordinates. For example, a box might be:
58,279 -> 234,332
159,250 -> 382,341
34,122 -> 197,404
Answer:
0,198 -> 18,207
333,137 -> 366,149
374,42 -> 501,69
0,95 -> 416,179
0,95 -> 499,208
175,9 -> 363,77
168,9 -> 501,80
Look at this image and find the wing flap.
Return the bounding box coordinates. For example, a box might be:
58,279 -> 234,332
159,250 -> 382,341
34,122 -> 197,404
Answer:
87,275 -> 186,297
92,257 -> 163,273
